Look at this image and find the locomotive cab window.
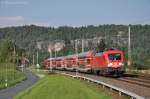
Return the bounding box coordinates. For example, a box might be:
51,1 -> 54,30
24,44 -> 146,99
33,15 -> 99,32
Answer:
108,54 -> 121,60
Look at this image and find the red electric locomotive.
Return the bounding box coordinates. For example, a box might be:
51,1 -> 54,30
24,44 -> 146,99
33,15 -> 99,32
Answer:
91,49 -> 125,76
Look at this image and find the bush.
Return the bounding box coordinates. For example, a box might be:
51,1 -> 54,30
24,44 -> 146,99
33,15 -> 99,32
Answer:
132,61 -> 149,70
0,63 -> 26,89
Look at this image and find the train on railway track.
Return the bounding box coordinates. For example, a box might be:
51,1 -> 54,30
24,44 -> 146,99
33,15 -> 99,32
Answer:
44,49 -> 125,76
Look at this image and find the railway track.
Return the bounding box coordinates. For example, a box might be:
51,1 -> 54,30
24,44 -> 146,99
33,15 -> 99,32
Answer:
91,72 -> 150,88
57,70 -> 150,88
94,73 -> 150,88
117,76 -> 150,88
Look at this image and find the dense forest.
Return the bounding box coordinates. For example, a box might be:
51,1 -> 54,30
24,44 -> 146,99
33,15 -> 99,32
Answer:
0,24 -> 150,69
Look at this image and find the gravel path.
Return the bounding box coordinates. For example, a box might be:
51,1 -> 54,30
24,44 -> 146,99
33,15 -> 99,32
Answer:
0,69 -> 39,99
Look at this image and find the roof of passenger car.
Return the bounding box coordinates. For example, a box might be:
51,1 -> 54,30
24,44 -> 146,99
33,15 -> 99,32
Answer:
78,51 -> 95,59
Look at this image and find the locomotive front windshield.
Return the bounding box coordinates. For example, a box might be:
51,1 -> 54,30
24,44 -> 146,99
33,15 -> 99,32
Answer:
108,54 -> 121,60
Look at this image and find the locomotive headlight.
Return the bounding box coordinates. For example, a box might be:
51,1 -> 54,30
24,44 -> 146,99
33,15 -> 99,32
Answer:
108,63 -> 113,67
119,62 -> 124,65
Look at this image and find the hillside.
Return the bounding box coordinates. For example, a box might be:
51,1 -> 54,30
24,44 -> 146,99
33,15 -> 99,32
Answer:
0,24 -> 150,68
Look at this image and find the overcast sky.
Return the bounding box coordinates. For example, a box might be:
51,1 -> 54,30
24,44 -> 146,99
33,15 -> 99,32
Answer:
0,0 -> 150,27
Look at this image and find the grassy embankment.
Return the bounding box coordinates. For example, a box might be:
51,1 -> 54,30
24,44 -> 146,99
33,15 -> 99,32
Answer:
0,63 -> 26,89
14,74 -> 111,99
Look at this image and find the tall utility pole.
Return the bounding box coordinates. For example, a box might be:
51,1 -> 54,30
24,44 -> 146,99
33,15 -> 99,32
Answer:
75,40 -> 78,76
105,31 -> 107,45
128,26 -> 131,66
5,61 -> 8,87
33,54 -> 35,66
75,40 -> 78,55
13,45 -> 16,80
82,39 -> 84,52
48,46 -> 52,72
36,50 -> 40,71
55,50 -> 56,58
50,50 -> 52,58
50,50 -> 52,72
37,51 -> 38,65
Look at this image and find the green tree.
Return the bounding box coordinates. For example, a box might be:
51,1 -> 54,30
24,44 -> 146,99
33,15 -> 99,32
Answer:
97,39 -> 106,51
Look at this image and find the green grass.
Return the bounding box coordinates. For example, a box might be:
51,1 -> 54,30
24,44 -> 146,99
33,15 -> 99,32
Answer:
14,75 -> 111,99
0,63 -> 26,89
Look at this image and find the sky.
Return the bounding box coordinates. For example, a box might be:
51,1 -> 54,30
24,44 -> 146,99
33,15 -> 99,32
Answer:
0,0 -> 150,27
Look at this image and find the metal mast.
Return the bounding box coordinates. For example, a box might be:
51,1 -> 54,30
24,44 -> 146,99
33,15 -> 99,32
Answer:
128,25 -> 131,66
37,51 -> 38,65
33,54 -> 35,66
75,40 -> 78,76
82,39 -> 84,52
